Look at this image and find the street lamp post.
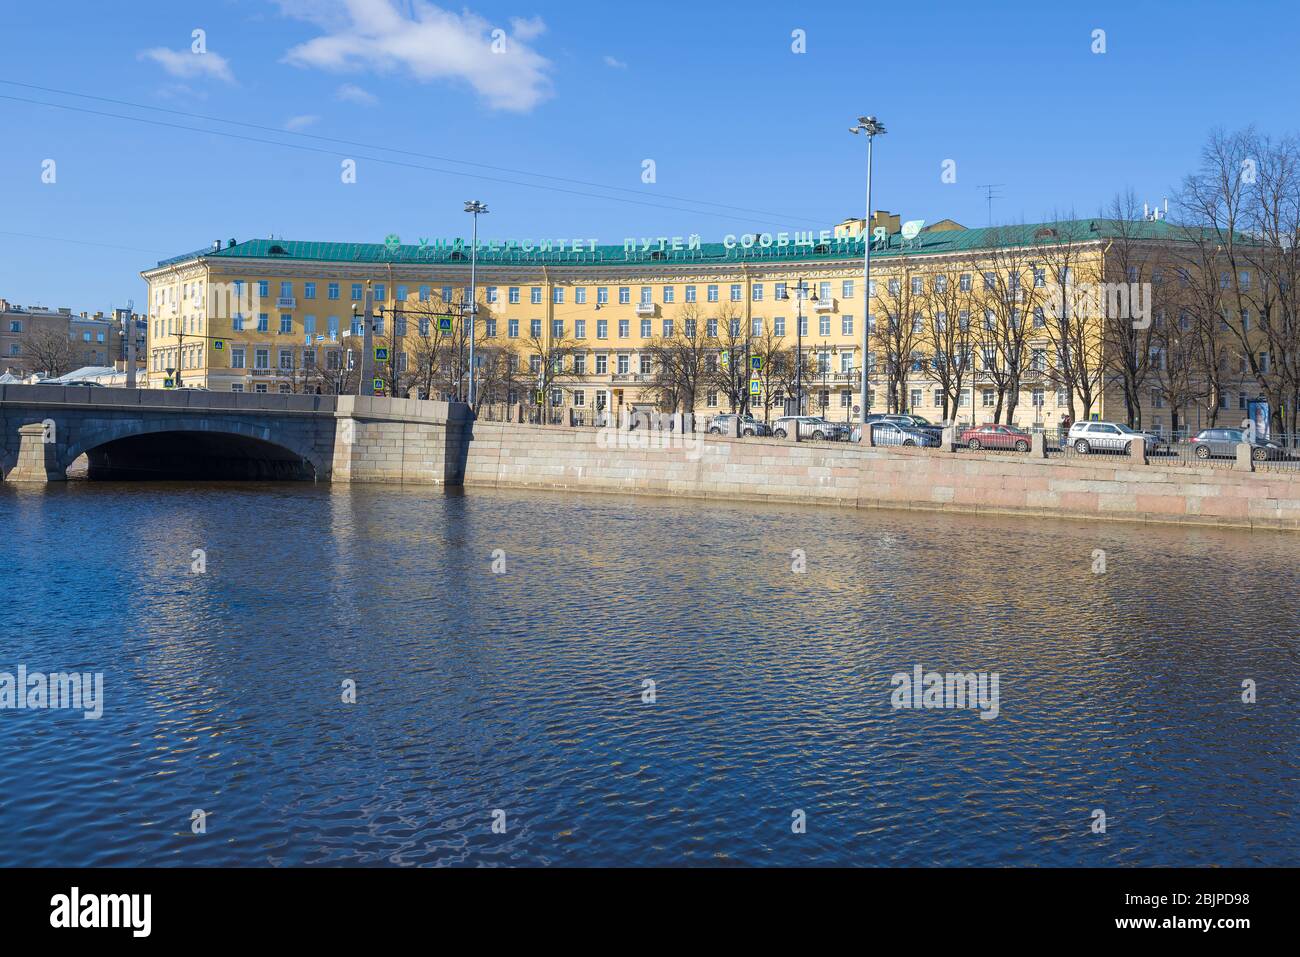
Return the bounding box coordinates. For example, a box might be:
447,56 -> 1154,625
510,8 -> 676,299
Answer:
850,114 -> 886,425
464,200 -> 489,409
778,280 -> 816,415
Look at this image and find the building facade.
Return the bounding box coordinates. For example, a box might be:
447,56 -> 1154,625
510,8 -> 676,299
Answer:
1,299 -> 145,379
139,216 -> 1273,435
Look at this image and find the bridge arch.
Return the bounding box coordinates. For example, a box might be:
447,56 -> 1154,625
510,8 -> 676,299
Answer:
62,417 -> 327,481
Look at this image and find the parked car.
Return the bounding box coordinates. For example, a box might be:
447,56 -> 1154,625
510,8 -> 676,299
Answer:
1185,427 -> 1286,461
959,423 -> 1031,452
59,380 -> 106,388
860,420 -> 941,447
706,413 -> 769,437
1066,420 -> 1159,454
770,416 -> 849,441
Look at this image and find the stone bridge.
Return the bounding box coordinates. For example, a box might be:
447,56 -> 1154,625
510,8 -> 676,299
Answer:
0,385 -> 469,483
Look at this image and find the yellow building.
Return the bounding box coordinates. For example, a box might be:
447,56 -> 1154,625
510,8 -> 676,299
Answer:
140,215 -> 1267,435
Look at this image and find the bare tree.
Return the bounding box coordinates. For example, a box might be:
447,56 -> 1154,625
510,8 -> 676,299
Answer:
25,329 -> 76,378
643,302 -> 712,414
919,267 -> 976,422
870,256 -> 924,413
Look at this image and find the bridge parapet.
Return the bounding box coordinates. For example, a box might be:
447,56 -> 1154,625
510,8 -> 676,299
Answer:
0,385 -> 470,484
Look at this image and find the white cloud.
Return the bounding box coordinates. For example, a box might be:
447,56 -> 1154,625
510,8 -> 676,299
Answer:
603,55 -> 627,69
285,114 -> 321,131
138,47 -> 236,84
276,0 -> 553,112
509,16 -> 545,41
336,83 -> 379,106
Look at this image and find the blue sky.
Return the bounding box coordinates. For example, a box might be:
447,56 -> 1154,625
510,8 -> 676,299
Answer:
1,0 -> 1297,312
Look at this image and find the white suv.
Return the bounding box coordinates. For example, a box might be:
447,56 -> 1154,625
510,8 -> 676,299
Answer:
1067,420 -> 1158,454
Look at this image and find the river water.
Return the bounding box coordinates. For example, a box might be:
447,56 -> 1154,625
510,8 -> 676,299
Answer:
1,482 -> 1297,866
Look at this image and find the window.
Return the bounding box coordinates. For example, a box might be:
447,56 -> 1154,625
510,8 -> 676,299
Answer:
730,284 -> 742,302
374,284 -> 386,301
706,390 -> 718,407
509,287 -> 521,304
530,287 -> 543,304
1033,307 -> 1045,328
487,286 -> 499,303
530,319 -> 542,338
910,389 -> 922,410
774,316 -> 786,336
842,280 -> 854,299
662,319 -> 673,337
640,286 -> 652,305
841,315 -> 853,336
552,319 -> 564,338
619,287 -> 631,304
911,276 -> 923,295
707,285 -> 719,302
751,318 -> 762,337
258,313 -> 270,332
508,319 -> 519,338
257,280 -> 270,298
819,315 -> 831,336
707,318 -> 718,338
230,383 -> 244,393
574,354 -> 586,375
617,354 -> 629,374
640,319 -> 651,338
982,388 -> 995,407
304,282 -> 316,300
279,349 -> 293,370
485,319 -> 497,337
1032,388 -> 1045,408
231,347 -> 246,369
327,282 -> 339,300
573,389 -> 585,406
255,348 -> 269,369
553,287 -> 565,304
618,319 -> 630,338
983,272 -> 995,291
663,286 -> 674,303
685,285 -> 697,303
597,319 -> 608,339
595,354 -> 608,374
351,283 -> 363,301
640,354 -> 652,374
575,287 -> 586,304
597,287 -> 609,305
575,319 -> 587,339
959,273 -> 972,292
888,278 -> 900,295
280,314 -> 293,333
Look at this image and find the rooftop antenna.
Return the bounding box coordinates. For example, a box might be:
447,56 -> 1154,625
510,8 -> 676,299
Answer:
977,184 -> 1004,226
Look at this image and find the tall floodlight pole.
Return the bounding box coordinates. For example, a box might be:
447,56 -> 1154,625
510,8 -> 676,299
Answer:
850,115 -> 886,425
464,200 -> 489,409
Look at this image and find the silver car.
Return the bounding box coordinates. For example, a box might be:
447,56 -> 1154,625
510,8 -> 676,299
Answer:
1067,420 -> 1158,454
771,416 -> 848,441
859,421 -> 941,447
706,413 -> 769,437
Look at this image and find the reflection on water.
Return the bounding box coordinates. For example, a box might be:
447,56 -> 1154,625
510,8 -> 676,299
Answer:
1,481 -> 1297,866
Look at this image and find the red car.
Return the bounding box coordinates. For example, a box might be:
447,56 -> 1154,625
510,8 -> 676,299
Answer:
959,423 -> 1032,452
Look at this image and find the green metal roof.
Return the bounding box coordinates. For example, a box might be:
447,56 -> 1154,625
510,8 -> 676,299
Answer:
153,218 -> 1211,271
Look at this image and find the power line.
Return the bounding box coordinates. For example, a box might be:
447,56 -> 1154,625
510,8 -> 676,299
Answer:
0,230 -> 168,255
0,81 -> 835,228
0,79 -> 822,223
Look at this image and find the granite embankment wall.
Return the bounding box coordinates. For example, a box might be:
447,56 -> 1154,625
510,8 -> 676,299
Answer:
463,420 -> 1300,531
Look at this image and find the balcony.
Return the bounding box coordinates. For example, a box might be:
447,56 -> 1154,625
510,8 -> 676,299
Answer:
634,302 -> 656,317
814,297 -> 836,313
276,297 -> 297,309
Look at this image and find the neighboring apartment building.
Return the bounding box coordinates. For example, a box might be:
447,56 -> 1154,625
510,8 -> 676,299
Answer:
0,299 -> 145,378
137,216 -> 1272,434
